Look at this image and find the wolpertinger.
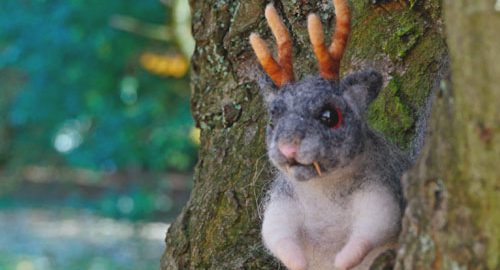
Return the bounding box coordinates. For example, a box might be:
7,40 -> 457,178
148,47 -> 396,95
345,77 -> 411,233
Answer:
249,1 -> 410,269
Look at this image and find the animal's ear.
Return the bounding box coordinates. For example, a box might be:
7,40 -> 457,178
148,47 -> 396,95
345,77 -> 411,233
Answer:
258,74 -> 279,104
341,70 -> 383,116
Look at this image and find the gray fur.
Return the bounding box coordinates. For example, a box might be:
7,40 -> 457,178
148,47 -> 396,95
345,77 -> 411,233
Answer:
259,69 -> 411,269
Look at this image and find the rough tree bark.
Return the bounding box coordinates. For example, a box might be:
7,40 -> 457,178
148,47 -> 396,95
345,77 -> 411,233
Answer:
396,0 -> 500,269
161,0 -> 447,269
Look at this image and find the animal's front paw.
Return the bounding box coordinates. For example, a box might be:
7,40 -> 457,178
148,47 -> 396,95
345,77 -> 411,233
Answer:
274,238 -> 307,270
334,238 -> 372,270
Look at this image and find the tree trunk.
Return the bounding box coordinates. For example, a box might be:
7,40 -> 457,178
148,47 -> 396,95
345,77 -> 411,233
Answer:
161,0 -> 447,269
396,1 -> 500,269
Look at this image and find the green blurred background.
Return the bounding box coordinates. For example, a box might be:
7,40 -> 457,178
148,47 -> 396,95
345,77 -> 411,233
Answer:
0,0 -> 197,269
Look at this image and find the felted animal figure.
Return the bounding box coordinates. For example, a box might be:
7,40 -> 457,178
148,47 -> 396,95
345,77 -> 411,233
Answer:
249,1 -> 411,269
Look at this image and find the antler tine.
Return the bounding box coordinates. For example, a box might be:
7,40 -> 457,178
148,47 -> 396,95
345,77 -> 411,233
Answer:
249,4 -> 294,87
250,33 -> 284,85
265,4 -> 294,84
308,0 -> 351,80
329,0 -> 351,76
308,14 -> 336,80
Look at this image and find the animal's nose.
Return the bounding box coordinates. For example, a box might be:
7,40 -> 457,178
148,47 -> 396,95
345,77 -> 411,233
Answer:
279,143 -> 298,159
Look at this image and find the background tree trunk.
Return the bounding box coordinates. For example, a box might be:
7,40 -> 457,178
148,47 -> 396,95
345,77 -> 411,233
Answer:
396,0 -> 500,269
161,0 -> 447,269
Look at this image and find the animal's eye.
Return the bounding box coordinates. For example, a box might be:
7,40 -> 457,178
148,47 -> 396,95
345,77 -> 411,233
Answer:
319,107 -> 343,129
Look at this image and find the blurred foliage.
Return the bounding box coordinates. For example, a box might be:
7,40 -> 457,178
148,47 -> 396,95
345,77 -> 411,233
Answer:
140,52 -> 189,78
0,0 -> 195,268
0,0 -> 198,221
0,0 -> 197,173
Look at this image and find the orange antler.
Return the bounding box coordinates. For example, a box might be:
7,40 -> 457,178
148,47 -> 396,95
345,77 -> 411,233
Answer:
250,4 -> 294,87
308,0 -> 351,80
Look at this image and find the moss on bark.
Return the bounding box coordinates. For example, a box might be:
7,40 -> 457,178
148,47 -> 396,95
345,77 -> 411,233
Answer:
396,1 -> 500,268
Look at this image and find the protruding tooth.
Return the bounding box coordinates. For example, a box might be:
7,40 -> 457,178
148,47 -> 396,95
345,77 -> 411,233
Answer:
313,162 -> 322,176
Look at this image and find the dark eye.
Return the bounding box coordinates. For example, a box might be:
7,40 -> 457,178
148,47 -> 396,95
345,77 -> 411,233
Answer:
319,107 -> 343,129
